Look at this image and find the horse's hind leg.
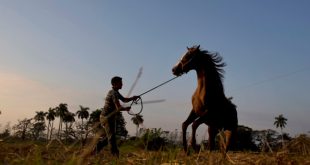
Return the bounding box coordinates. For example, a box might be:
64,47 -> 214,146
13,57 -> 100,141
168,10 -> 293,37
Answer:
223,105 -> 238,152
208,126 -> 218,151
182,110 -> 198,154
223,130 -> 232,152
223,128 -> 237,152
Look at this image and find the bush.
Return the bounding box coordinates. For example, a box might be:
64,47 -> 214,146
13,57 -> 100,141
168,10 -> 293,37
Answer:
139,128 -> 168,151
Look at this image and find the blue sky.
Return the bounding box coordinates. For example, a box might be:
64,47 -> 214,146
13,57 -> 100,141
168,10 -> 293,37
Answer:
1,1 -> 309,138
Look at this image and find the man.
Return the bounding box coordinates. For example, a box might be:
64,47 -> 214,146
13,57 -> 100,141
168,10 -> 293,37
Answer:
95,76 -> 139,157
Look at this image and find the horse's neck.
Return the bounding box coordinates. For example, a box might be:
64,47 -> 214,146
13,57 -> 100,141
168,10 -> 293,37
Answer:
196,70 -> 207,93
196,69 -> 224,98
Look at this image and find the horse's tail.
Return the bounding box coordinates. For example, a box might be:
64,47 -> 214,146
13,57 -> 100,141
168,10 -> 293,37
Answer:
226,98 -> 238,129
225,98 -> 238,151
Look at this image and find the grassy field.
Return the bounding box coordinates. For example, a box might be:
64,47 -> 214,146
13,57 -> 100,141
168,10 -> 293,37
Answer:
1,138 -> 310,165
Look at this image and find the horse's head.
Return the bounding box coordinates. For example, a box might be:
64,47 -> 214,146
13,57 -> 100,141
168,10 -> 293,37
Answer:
172,45 -> 201,76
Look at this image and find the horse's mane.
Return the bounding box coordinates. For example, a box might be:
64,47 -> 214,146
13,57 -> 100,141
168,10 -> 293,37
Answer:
198,48 -> 226,80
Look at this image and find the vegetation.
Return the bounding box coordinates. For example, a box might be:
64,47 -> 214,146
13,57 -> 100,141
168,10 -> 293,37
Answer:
0,104 -> 309,164
274,114 -> 288,148
0,133 -> 309,164
131,114 -> 144,137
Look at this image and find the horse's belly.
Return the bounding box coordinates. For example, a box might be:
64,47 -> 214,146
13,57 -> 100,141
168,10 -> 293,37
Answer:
192,105 -> 208,116
192,98 -> 208,116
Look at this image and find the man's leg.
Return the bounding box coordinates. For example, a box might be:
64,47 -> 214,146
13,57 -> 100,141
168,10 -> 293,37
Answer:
107,119 -> 119,157
95,136 -> 108,153
109,133 -> 119,157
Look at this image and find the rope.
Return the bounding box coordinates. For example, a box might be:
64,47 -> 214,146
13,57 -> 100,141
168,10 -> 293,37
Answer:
127,76 -> 178,115
128,97 -> 143,115
138,76 -> 178,97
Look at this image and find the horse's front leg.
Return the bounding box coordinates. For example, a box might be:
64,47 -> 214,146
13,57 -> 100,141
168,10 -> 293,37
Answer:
191,117 -> 205,152
182,110 -> 198,154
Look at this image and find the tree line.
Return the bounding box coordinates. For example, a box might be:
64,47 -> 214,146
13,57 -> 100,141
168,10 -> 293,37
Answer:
0,104 -> 294,152
0,103 -> 144,144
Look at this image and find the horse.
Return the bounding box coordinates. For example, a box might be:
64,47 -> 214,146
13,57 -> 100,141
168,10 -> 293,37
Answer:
172,45 -> 238,154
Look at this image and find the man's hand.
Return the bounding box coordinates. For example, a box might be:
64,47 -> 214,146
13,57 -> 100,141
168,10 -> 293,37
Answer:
131,96 -> 140,101
124,106 -> 131,111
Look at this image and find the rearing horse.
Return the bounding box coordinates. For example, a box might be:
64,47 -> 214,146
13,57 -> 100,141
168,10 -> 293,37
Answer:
172,45 -> 238,153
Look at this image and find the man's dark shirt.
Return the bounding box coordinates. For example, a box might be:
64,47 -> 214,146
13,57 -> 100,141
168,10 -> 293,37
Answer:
102,89 -> 125,118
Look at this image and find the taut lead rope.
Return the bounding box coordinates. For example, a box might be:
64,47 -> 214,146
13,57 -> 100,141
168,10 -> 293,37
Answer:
128,76 -> 178,115
138,76 -> 178,97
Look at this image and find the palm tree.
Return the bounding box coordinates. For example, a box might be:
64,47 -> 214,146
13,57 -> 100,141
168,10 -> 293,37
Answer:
34,111 -> 47,122
63,112 -> 75,143
56,103 -> 69,139
46,108 -> 56,140
274,114 -> 287,147
33,111 -> 47,140
89,109 -> 102,126
76,105 -> 90,129
63,112 -> 75,131
131,114 -> 144,137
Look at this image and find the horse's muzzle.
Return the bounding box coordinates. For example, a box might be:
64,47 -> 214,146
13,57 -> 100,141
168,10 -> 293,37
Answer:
172,65 -> 183,76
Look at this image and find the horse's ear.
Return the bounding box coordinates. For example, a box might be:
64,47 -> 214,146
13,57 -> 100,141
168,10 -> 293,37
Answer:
197,45 -> 200,49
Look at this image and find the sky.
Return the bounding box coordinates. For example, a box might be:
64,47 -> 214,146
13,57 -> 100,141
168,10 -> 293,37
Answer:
0,1 -> 310,139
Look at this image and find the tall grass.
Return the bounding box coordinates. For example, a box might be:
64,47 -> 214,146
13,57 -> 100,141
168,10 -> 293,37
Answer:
1,135 -> 310,165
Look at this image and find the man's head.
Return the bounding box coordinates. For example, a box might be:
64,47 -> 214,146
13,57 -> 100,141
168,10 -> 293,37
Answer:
111,76 -> 123,89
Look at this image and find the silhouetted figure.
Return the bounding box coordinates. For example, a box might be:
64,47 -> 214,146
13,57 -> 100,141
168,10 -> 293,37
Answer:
172,45 -> 238,154
93,76 -> 139,157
